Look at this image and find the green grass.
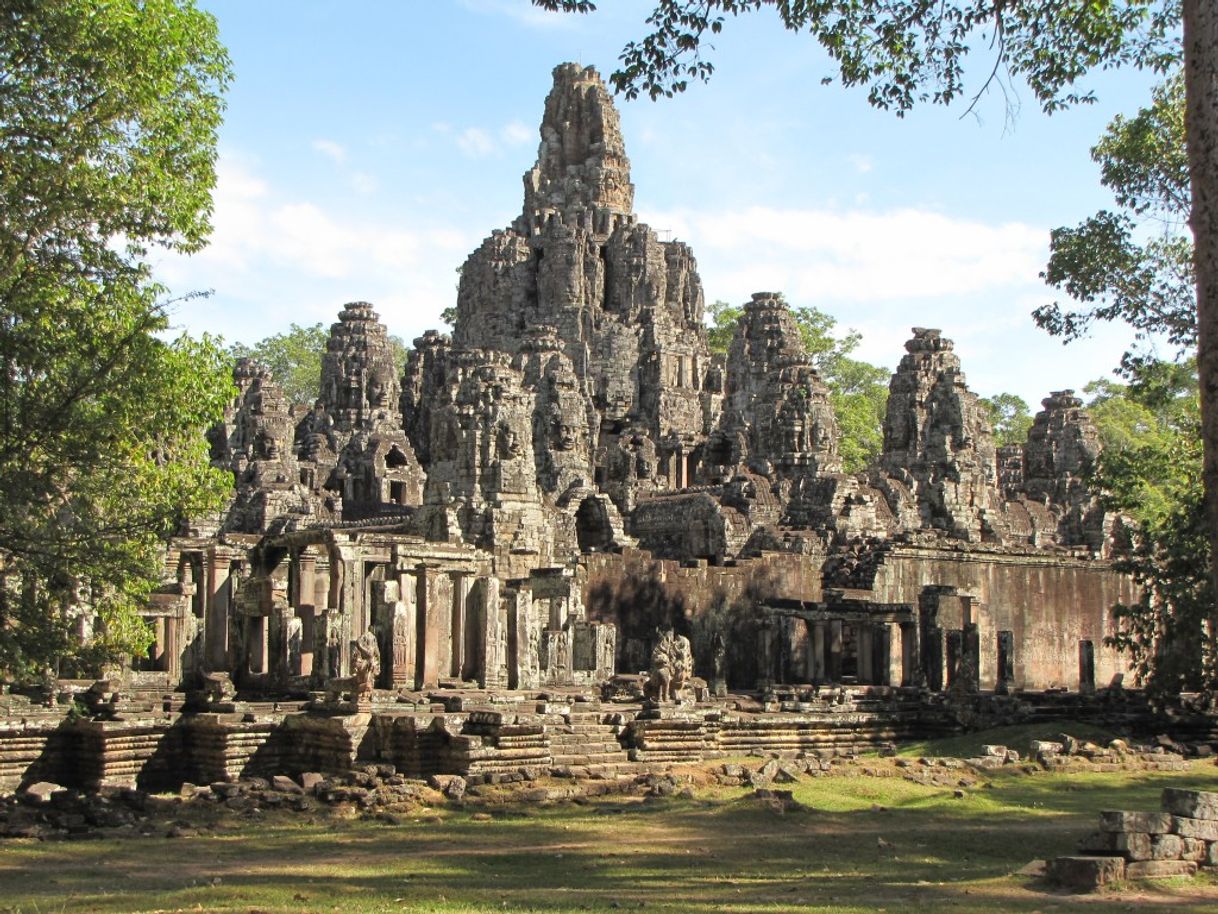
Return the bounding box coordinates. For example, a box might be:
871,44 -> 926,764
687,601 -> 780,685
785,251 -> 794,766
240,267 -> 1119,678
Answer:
1,762 -> 1216,914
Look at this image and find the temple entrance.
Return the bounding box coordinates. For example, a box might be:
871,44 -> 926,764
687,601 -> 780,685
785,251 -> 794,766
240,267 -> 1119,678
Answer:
575,497 -> 612,553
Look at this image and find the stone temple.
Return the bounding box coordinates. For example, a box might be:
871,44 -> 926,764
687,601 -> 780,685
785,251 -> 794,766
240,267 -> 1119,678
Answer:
0,64 -> 1146,790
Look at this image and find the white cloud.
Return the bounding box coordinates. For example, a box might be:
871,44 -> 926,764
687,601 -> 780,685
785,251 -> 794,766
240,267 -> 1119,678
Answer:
457,127 -> 497,158
153,154 -> 479,345
640,204 -> 1047,304
501,120 -> 533,146
848,154 -> 873,174
311,138 -> 348,164
350,171 -> 379,194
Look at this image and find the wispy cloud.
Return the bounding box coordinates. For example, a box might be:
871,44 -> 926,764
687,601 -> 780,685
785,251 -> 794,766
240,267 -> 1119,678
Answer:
640,204 -> 1046,304
457,127 -> 497,158
311,138 -> 348,164
153,154 -> 477,344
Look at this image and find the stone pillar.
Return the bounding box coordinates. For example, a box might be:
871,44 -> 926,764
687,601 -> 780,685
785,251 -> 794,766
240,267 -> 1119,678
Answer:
885,623 -> 902,687
827,620 -> 843,682
450,573 -> 469,680
415,567 -> 452,689
810,621 -> 826,683
858,624 -> 874,683
996,630 -> 1015,695
506,587 -> 539,689
476,577 -> 505,688
206,554 -> 231,670
900,621 -> 919,687
1078,640 -> 1096,694
945,630 -> 962,690
962,623 -> 980,692
268,602 -> 294,687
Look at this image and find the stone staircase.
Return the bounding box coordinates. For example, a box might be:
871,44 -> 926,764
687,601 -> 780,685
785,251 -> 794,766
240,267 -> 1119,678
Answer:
546,709 -> 633,775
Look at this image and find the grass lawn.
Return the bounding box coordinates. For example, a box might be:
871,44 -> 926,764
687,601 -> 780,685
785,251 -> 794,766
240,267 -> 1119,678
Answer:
1,760 -> 1216,914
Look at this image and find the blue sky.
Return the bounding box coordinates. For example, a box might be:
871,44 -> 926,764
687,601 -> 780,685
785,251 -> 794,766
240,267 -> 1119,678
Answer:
158,0 -> 1174,408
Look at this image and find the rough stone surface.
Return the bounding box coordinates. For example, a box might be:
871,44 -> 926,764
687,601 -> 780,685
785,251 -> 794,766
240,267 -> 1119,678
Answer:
1047,855 -> 1125,890
1100,810 -> 1172,834
1126,859 -> 1198,880
1164,789 -> 1218,821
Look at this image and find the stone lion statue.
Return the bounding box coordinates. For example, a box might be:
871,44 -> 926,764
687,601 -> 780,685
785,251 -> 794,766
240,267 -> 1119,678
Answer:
645,628 -> 693,702
325,630 -> 381,705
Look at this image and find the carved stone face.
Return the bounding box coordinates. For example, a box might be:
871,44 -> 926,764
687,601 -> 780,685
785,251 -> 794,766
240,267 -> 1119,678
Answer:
554,421 -> 576,451
367,367 -> 392,408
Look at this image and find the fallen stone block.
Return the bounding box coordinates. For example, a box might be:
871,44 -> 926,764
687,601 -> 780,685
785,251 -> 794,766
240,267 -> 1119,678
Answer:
1126,859 -> 1197,880
19,782 -> 66,805
1079,830 -> 1151,861
1151,834 -> 1184,860
299,772 -> 325,793
1099,811 -> 1171,834
1181,837 -> 1207,862
1173,815 -> 1218,841
1047,855 -> 1125,890
1031,740 -> 1064,756
1162,788 -> 1218,821
271,775 -> 303,794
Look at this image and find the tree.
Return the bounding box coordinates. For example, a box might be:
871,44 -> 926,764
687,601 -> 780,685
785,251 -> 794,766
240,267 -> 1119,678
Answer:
536,0 -> 1218,679
0,1 -> 233,681
1082,361 -> 1213,696
979,393 -> 1033,448
706,300 -> 889,472
231,323 -> 409,406
230,323 -> 329,406
1037,75 -> 1194,365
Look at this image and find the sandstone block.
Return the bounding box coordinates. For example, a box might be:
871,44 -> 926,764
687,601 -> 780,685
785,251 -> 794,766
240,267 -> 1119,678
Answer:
1173,815 -> 1218,841
1047,855 -> 1125,890
1099,810 -> 1172,834
1162,788 -> 1218,820
271,774 -> 303,794
1079,830 -> 1151,861
20,782 -> 66,805
1151,834 -> 1184,860
299,772 -> 325,793
1126,859 -> 1197,880
1182,837 -> 1207,862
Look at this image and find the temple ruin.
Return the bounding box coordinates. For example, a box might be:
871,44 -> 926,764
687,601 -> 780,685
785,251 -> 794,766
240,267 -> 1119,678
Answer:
0,64 -> 1150,792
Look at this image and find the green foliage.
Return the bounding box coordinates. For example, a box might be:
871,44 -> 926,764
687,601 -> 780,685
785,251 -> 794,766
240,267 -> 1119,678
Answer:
0,0 -> 233,681
978,393 -> 1032,448
232,322 -> 408,405
534,2 -> 1180,112
706,300 -> 888,472
1036,75 -> 1194,360
231,322 -> 329,406
1083,361 -> 1215,697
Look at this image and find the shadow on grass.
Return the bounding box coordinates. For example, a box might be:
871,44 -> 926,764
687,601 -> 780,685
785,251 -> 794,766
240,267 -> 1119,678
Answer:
2,766 -> 1218,914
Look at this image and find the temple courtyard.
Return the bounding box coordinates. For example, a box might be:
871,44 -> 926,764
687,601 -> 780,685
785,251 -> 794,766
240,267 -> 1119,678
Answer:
2,726 -> 1216,914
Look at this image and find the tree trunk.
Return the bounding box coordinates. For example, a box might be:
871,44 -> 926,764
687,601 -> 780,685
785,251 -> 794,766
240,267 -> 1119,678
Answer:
1184,0 -> 1218,665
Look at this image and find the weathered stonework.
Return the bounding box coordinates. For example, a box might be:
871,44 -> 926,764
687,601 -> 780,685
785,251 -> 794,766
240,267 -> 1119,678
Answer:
7,61 -> 1147,799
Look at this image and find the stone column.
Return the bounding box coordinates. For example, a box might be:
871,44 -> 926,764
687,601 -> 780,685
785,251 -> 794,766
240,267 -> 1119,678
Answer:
962,623 -> 980,692
415,567 -> 451,689
827,620 -> 843,682
923,625 -> 944,691
450,572 -> 469,680
810,621 -> 826,683
996,630 -> 1015,695
506,587 -> 539,689
858,624 -> 874,683
886,623 -> 902,687
1079,640 -> 1096,694
900,622 -> 919,687
206,554 -> 232,670
476,576 -> 505,688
